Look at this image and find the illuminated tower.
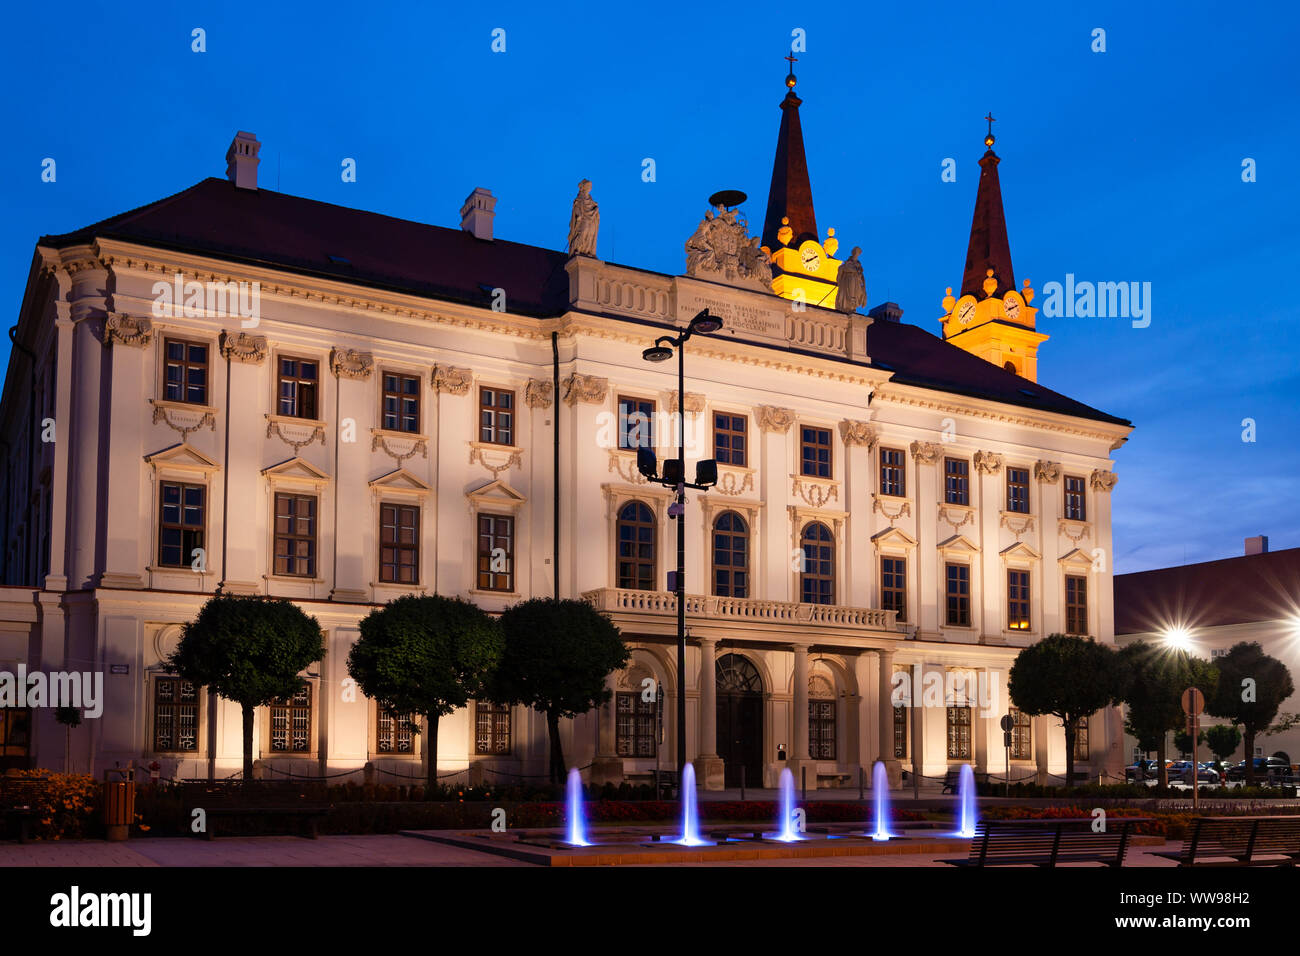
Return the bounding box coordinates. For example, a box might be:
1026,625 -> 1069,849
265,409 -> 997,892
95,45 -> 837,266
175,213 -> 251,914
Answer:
761,56 -> 848,310
938,115 -> 1047,381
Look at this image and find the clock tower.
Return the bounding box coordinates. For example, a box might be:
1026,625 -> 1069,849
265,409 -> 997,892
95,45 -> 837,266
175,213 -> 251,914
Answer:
761,57 -> 848,310
939,117 -> 1048,381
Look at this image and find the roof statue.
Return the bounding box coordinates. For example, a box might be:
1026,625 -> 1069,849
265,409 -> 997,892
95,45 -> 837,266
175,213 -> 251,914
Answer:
835,247 -> 865,315
567,179 -> 599,257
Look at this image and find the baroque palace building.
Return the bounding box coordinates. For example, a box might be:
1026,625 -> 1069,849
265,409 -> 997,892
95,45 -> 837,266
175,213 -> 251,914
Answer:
0,68 -> 1132,788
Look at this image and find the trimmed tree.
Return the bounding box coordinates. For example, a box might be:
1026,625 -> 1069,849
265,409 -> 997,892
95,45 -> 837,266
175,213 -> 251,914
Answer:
1008,633 -> 1125,790
1118,640 -> 1217,788
1207,641 -> 1295,786
168,593 -> 325,782
491,598 -> 630,784
347,594 -> 501,792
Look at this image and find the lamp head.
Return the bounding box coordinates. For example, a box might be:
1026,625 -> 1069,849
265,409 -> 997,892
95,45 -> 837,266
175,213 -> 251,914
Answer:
636,446 -> 658,479
694,458 -> 718,487
689,309 -> 723,335
642,337 -> 675,362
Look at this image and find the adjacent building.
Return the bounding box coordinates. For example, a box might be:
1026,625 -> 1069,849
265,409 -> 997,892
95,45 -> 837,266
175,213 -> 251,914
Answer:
0,69 -> 1133,788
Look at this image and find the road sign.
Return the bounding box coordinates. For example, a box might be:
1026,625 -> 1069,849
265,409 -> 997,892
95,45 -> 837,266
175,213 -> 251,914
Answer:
1181,687 -> 1205,716
999,714 -> 1015,732
1003,731 -> 1013,748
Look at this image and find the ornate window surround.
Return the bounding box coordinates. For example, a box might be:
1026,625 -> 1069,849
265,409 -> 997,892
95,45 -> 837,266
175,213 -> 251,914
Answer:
261,457 -> 331,589
466,479 -> 527,599
368,469 -> 432,595
144,443 -> 220,587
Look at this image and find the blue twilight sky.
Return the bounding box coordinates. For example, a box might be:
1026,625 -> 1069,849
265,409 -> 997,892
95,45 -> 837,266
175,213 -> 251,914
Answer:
1,1 -> 1297,573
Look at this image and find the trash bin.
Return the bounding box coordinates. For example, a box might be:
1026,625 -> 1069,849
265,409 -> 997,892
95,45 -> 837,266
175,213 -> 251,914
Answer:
102,769 -> 135,842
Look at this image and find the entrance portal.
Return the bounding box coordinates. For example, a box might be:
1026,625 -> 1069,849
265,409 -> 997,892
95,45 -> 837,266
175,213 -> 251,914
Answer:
715,654 -> 763,788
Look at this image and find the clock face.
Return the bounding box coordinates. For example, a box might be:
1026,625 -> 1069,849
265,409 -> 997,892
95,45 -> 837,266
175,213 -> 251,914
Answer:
800,243 -> 822,272
957,301 -> 976,325
1004,296 -> 1022,320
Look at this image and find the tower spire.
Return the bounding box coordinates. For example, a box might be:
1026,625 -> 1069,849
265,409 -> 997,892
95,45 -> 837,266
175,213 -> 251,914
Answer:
960,115 -> 1015,300
761,56 -> 818,252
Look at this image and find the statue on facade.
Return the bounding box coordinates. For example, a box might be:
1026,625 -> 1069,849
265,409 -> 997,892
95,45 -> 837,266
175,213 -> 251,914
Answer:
835,246 -> 866,314
567,179 -> 599,257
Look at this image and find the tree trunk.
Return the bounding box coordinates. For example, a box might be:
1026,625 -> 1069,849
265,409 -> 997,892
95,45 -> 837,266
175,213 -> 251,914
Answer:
547,710 -> 565,785
1063,717 -> 1076,791
241,703 -> 255,783
1243,727 -> 1256,787
65,725 -> 71,774
427,712 -> 439,795
1156,734 -> 1169,789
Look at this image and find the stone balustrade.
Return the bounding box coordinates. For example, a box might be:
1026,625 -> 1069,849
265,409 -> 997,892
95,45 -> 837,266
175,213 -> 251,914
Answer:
581,587 -> 900,632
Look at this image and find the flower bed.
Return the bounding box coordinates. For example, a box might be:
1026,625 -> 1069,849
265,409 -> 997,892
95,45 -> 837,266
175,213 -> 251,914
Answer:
0,771 -> 100,841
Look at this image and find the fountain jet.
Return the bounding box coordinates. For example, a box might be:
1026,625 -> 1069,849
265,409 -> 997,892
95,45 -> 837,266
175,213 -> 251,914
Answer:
565,767 -> 591,846
673,763 -> 708,846
871,760 -> 894,841
956,763 -> 978,838
774,767 -> 803,842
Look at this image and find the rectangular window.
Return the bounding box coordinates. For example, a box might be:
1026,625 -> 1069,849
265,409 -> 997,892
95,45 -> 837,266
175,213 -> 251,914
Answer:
618,396 -> 655,450
0,707 -> 30,761
1064,476 -> 1087,521
944,458 -> 969,505
880,447 -> 905,496
893,701 -> 908,759
1006,467 -> 1030,514
158,481 -> 205,568
376,710 -> 415,754
881,556 -> 907,622
947,706 -> 972,759
382,372 -> 421,433
1065,575 -> 1088,635
269,685 -> 312,753
1010,708 -> 1032,760
1007,569 -> 1031,630
945,563 -> 970,626
809,699 -> 836,760
616,691 -> 658,757
713,413 -> 747,467
278,356 -> 319,419
1073,716 -> 1090,761
474,701 -> 511,754
163,339 -> 208,405
379,503 -> 419,584
476,513 -> 514,592
153,678 -> 198,752
479,387 -> 515,445
800,426 -> 832,478
273,493 -> 317,578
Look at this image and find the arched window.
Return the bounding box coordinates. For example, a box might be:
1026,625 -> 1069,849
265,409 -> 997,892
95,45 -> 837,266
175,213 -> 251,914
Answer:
809,674 -> 836,759
716,654 -> 763,694
712,511 -> 749,598
799,522 -> 835,605
616,501 -> 656,590
1003,360 -> 1017,374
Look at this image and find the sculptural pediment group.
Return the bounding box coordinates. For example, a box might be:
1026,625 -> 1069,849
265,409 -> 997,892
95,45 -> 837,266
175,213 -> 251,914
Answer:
684,205 -> 773,293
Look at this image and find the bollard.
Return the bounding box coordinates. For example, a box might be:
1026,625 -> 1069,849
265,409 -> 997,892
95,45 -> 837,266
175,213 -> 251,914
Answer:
859,765 -> 864,800
740,765 -> 746,802
801,766 -> 807,802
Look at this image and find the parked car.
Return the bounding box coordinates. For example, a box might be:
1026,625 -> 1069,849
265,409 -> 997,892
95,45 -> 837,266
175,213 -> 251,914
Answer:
1225,757 -> 1291,782
1168,761 -> 1220,784
1125,759 -> 1161,782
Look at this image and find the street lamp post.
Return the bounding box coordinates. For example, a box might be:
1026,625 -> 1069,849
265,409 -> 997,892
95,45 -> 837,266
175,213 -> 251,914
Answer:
640,309 -> 723,778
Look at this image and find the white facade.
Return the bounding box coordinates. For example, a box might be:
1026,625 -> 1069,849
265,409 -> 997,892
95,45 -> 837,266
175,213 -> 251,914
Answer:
0,146 -> 1134,790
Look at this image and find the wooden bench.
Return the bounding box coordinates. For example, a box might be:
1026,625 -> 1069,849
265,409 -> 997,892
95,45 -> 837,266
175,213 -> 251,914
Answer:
0,776 -> 50,843
1152,816 -> 1300,867
196,806 -> 329,840
941,817 -> 1147,867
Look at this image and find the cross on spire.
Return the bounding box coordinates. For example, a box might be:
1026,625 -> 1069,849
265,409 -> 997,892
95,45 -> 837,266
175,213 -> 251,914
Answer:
784,52 -> 798,90
983,112 -> 996,148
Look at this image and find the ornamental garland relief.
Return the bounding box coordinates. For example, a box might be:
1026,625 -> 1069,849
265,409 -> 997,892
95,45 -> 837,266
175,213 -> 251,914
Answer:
790,475 -> 839,508
152,402 -> 215,439
756,405 -> 795,434
372,432 -> 428,465
668,390 -> 706,415
470,445 -> 522,477
909,441 -> 943,465
525,378 -> 554,409
1089,469 -> 1118,492
266,416 -> 326,452
330,347 -> 374,380
838,419 -> 877,448
219,330 -> 267,364
562,373 -> 608,406
712,470 -> 754,497
104,313 -> 153,348
872,494 -> 911,519
432,364 -> 473,395
608,450 -> 649,485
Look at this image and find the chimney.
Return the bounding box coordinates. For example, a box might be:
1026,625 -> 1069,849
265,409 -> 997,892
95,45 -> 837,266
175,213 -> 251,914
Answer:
868,301 -> 904,323
460,188 -> 496,241
225,131 -> 260,190
1245,535 -> 1269,556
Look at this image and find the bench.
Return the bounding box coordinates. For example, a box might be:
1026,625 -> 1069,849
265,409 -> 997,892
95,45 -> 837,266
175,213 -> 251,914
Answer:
196,806 -> 329,840
0,776 -> 50,843
1151,816 -> 1300,867
941,817 -> 1147,867
817,772 -> 853,788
